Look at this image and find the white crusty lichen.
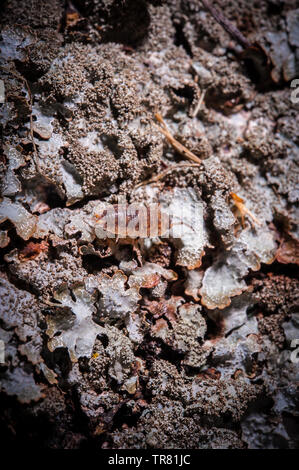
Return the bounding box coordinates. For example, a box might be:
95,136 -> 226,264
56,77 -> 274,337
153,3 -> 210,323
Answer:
35,207 -> 71,239
104,324 -> 138,386
0,277 -> 51,402
46,283 -> 104,362
205,315 -> 260,379
159,187 -> 211,269
151,302 -> 211,368
94,270 -> 144,344
0,367 -> 44,404
96,271 -> 141,321
46,272 -> 144,367
1,146 -> 26,197
134,185 -> 211,270
125,262 -> 178,288
0,276 -> 40,342
200,227 -> 277,309
207,292 -> 253,335
0,197 -> 37,240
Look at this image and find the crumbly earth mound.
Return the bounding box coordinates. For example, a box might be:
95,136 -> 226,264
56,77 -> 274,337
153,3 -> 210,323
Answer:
0,0 -> 298,449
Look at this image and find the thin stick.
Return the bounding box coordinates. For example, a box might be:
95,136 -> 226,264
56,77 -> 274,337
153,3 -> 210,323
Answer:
192,89 -> 206,118
136,163 -> 201,188
155,113 -> 202,164
200,0 -> 251,49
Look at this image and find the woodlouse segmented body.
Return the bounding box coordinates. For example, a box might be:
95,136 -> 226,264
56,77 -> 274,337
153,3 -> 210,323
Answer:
94,203 -> 172,239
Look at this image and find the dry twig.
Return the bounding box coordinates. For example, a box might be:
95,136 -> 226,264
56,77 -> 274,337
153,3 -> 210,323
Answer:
192,89 -> 206,118
154,113 -> 202,164
135,163 -> 201,188
200,0 -> 251,49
